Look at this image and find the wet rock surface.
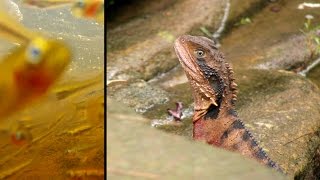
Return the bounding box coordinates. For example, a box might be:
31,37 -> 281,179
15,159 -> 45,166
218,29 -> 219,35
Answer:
107,98 -> 287,179
107,0 -> 291,81
107,0 -> 223,81
296,144 -> 320,180
107,80 -> 169,113
220,0 -> 320,70
149,68 -> 320,177
306,60 -> 320,88
107,0 -> 320,178
235,69 -> 320,177
255,34 -> 318,71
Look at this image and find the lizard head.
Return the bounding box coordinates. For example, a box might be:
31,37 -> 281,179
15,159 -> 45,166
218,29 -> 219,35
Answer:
174,35 -> 237,121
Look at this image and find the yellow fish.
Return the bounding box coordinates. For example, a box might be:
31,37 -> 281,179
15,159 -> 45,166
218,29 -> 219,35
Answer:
0,2 -> 71,146
21,0 -> 104,24
0,2 -> 71,121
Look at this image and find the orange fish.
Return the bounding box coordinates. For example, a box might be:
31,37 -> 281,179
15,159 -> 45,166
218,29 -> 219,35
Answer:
22,0 -> 104,24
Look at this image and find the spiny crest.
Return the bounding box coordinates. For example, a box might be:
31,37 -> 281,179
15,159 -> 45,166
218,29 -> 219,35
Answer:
242,124 -> 281,170
196,82 -> 218,106
245,129 -> 281,170
225,62 -> 238,104
256,146 -> 277,168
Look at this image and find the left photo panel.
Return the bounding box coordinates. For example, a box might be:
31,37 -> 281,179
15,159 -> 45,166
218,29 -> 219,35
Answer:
0,0 -> 104,179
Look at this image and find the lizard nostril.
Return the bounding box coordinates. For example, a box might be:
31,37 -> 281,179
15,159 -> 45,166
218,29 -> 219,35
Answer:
178,35 -> 189,43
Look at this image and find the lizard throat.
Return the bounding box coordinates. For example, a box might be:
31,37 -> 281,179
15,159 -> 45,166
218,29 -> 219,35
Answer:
195,58 -> 225,120
204,99 -> 222,119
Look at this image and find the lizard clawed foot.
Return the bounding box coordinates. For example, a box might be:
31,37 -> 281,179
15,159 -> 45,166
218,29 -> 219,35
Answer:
167,102 -> 183,121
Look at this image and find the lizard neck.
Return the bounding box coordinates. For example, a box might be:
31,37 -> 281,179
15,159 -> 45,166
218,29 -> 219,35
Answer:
193,103 -> 237,146
193,106 -> 282,172
190,60 -> 238,123
190,74 -> 283,171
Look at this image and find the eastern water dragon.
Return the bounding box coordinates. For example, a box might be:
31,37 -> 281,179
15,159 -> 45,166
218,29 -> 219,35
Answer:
173,35 -> 283,172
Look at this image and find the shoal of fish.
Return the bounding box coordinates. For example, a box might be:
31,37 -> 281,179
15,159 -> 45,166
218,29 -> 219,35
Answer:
0,0 -> 104,146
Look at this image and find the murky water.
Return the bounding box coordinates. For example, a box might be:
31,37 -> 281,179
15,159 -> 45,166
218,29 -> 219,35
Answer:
0,1 -> 104,179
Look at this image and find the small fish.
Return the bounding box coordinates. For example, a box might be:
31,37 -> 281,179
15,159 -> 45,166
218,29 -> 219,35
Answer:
0,1 -> 71,120
71,0 -> 104,24
9,123 -> 33,146
21,0 -> 104,24
0,40 -> 71,119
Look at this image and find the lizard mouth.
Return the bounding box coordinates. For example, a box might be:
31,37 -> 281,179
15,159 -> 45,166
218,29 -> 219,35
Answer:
174,35 -> 220,106
174,36 -> 199,78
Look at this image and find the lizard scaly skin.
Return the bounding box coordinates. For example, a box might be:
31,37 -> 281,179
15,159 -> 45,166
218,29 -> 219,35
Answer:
174,35 -> 282,172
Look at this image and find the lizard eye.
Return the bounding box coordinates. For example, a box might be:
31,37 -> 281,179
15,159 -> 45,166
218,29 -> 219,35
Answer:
195,50 -> 205,58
